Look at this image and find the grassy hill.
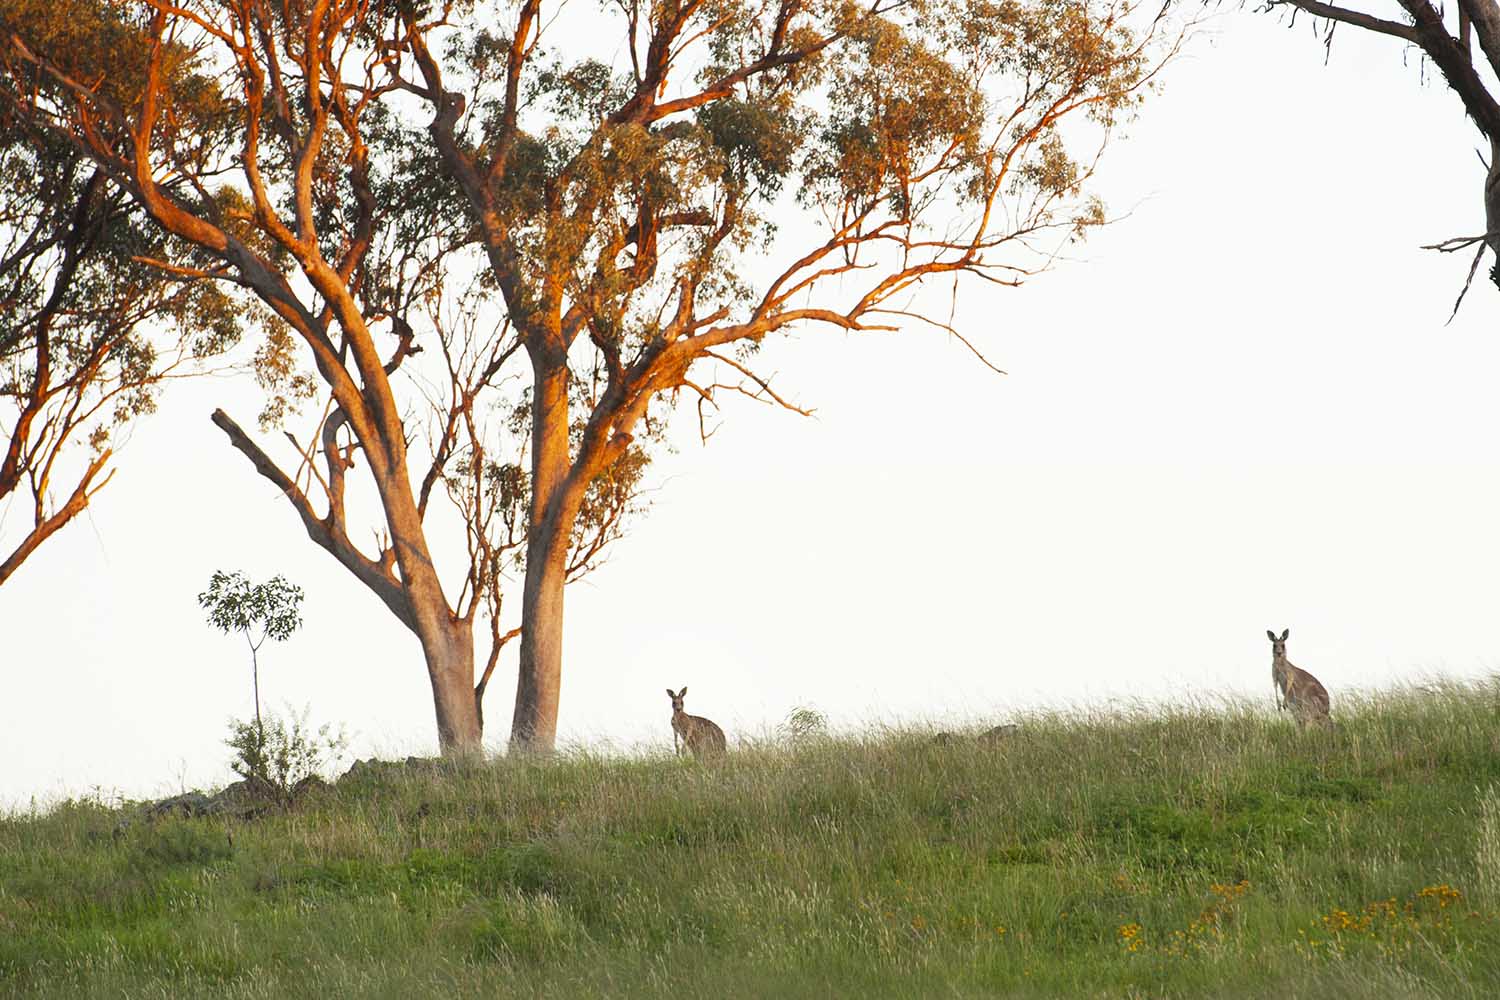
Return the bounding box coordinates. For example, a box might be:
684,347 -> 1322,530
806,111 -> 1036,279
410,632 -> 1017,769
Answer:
5,684 -> 1500,998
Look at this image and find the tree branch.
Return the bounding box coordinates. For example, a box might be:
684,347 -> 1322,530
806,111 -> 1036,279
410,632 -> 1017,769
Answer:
210,407 -> 416,631
0,449 -> 111,587
1268,0 -> 1418,41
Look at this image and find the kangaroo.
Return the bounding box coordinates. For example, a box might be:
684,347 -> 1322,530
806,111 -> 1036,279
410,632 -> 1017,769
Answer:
1266,629 -> 1331,727
667,687 -> 727,758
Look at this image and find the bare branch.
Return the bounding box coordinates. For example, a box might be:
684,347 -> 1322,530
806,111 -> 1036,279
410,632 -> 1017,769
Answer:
699,350 -> 815,416
1266,0 -> 1418,41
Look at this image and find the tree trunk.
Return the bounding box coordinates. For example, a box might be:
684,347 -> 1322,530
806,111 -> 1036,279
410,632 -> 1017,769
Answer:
212,407 -> 484,756
419,614 -> 483,754
511,359 -> 573,752
1487,138 -> 1500,289
364,409 -> 486,755
512,525 -> 568,751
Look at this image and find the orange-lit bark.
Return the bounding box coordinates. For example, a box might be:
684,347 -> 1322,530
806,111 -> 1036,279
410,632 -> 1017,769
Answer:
510,359 -> 577,752
0,450 -> 111,587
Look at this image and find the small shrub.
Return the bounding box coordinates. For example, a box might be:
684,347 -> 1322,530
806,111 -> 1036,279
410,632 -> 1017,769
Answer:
780,705 -> 829,746
226,707 -> 347,805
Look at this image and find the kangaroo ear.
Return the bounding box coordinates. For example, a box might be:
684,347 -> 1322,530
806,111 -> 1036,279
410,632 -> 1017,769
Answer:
679,686 -> 688,698
1280,629 -> 1289,641
666,688 -> 675,699
1266,630 -> 1277,642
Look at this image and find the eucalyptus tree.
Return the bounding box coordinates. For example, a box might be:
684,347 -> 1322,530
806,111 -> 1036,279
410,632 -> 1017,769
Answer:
399,0 -> 1180,749
1,0 -> 1178,753
1261,0 -> 1500,305
0,123 -> 238,587
198,569 -> 305,735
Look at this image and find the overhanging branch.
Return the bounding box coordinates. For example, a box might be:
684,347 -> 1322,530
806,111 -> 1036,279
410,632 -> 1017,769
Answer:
0,449 -> 112,587
1268,0 -> 1418,41
210,407 -> 416,631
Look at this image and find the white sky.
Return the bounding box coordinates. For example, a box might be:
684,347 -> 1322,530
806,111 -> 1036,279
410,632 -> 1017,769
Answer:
5,8 -> 1500,808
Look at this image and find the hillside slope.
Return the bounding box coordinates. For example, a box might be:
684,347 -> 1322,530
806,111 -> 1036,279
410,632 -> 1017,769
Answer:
4,685 -> 1500,998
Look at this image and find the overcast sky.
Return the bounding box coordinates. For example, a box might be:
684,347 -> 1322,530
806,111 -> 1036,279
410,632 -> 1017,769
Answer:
5,8 -> 1500,808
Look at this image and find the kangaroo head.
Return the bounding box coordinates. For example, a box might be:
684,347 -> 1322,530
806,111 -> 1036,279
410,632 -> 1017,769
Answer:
1266,628 -> 1289,658
666,687 -> 687,712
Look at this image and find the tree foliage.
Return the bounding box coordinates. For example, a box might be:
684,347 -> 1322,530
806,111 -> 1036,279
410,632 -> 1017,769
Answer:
198,569 -> 305,732
0,118 -> 239,586
199,570 -> 305,646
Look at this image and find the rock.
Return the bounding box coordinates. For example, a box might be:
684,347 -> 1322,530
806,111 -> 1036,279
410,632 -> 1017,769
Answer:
134,771 -> 321,826
337,755 -> 445,786
145,792 -> 216,820
291,774 -> 330,798
979,724 -> 1019,745
217,776 -> 276,803
339,757 -> 381,784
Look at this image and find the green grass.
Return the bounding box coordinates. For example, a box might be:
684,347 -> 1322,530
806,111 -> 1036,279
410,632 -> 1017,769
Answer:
6,683 -> 1500,998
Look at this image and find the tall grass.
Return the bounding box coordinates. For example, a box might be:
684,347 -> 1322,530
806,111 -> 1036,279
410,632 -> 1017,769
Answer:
4,682 -> 1500,997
